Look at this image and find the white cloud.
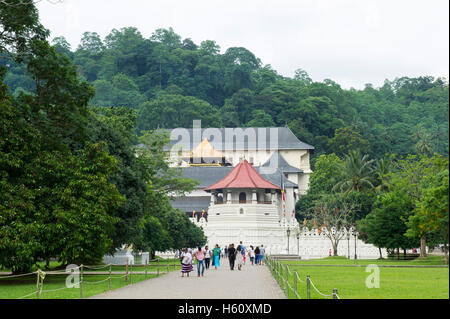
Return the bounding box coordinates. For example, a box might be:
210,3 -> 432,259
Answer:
36,0 -> 449,89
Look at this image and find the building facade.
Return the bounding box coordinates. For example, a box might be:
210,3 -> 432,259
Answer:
166,126 -> 385,258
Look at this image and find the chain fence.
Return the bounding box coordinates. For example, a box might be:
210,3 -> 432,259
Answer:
0,258 -> 177,299
266,255 -> 341,299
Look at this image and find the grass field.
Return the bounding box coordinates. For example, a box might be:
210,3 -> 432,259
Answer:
269,256 -> 449,299
0,258 -> 182,299
284,255 -> 448,266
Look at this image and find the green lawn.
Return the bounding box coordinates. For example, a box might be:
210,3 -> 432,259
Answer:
0,273 -> 164,299
284,255 -> 447,266
0,258 -> 181,299
269,256 -> 449,299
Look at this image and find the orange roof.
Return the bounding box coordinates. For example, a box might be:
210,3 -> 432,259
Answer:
190,137 -> 224,158
204,159 -> 281,191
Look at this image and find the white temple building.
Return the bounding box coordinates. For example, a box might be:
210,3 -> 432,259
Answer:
166,127 -> 386,258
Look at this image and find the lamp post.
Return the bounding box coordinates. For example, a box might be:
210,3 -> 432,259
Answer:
297,232 -> 300,257
354,228 -> 357,260
287,228 -> 291,254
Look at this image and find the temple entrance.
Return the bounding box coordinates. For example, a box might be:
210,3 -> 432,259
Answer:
239,192 -> 247,203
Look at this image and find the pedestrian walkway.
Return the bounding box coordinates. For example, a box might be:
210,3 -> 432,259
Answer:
90,262 -> 286,299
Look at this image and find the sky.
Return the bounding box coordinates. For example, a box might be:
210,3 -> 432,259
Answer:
35,0 -> 449,89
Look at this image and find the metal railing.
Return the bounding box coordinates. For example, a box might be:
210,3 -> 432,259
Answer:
265,255 -> 340,299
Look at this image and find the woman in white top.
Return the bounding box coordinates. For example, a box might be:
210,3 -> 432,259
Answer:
181,248 -> 193,277
204,245 -> 211,269
248,246 -> 255,265
236,244 -> 244,270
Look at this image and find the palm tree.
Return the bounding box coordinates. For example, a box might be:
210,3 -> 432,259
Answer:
332,150 -> 375,193
373,157 -> 392,193
413,124 -> 434,156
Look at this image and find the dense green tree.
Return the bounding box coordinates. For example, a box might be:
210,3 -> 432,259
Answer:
4,23 -> 447,163
294,68 -> 312,85
87,107 -> 149,251
78,31 -> 104,53
136,94 -> 222,131
0,0 -> 48,58
24,39 -> 95,151
406,169 -> 449,263
52,36 -> 73,59
245,110 -> 275,127
358,191 -> 419,258
141,215 -> 173,257
295,153 -> 343,220
328,125 -> 370,156
151,27 -> 182,50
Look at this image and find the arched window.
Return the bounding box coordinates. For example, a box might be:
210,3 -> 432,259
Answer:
239,192 -> 247,203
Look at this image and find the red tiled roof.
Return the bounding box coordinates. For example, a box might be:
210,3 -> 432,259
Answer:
204,159 -> 281,191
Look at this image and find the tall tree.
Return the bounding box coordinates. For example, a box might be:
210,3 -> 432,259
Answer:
333,150 -> 375,193
310,194 -> 358,256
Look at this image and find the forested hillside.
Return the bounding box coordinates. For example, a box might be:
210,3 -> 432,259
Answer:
2,26 -> 448,162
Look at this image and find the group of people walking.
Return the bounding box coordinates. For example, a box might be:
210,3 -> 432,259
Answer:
178,242 -> 266,277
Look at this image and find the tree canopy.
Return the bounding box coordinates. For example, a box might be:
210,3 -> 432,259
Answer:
3,25 -> 448,163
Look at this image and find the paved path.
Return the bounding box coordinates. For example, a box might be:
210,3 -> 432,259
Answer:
90,261 -> 286,299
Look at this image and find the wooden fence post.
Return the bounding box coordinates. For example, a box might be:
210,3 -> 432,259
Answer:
294,270 -> 298,299
280,262 -> 283,289
333,288 -> 338,299
36,270 -> 41,299
157,258 -> 159,276
145,259 -> 148,280
80,265 -> 84,299
130,261 -> 133,285
285,264 -> 289,298
306,275 -> 310,299
276,261 -> 280,285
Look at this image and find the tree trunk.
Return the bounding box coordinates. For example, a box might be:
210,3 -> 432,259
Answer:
420,236 -> 427,257
397,248 -> 400,260
379,247 -> 383,259
333,242 -> 338,256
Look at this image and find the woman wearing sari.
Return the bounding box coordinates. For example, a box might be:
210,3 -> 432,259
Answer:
181,248 -> 193,277
213,244 -> 221,270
